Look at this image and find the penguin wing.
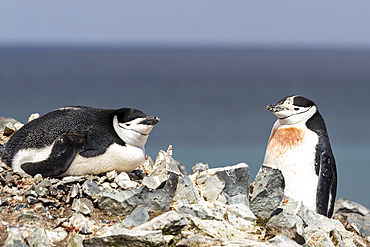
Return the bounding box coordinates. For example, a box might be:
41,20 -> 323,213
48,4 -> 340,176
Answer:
316,150 -> 337,218
20,133 -> 88,177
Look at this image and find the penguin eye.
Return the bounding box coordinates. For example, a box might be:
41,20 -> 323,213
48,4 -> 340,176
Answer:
126,123 -> 131,126
294,108 -> 299,111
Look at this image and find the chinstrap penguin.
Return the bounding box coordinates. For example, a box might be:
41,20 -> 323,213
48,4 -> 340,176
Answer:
263,95 -> 337,218
0,106 -> 159,177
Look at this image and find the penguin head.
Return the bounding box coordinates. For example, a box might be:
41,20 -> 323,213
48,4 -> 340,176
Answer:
113,108 -> 159,147
267,95 -> 317,125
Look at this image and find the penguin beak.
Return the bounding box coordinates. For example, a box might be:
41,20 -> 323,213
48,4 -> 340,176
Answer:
140,116 -> 160,125
266,104 -> 289,113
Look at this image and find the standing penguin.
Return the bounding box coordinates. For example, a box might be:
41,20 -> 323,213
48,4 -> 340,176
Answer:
1,106 -> 159,177
263,95 -> 337,218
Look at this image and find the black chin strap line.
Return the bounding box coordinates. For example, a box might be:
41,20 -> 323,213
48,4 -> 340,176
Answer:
278,106 -> 312,120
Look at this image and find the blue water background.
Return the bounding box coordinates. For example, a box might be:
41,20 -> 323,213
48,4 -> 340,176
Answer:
0,46 -> 369,208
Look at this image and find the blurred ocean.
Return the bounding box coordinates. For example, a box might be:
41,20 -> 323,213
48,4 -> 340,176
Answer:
0,46 -> 369,208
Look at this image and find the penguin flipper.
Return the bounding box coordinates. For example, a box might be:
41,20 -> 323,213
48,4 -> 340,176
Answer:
21,133 -> 86,177
316,151 -> 337,218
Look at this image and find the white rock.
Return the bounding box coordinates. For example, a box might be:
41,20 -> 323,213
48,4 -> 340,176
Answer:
114,172 -> 137,190
28,113 -> 40,122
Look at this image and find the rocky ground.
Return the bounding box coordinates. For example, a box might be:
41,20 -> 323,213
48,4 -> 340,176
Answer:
0,117 -> 369,246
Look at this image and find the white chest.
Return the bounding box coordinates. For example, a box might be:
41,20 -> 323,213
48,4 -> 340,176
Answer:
263,124 -> 319,211
61,143 -> 145,176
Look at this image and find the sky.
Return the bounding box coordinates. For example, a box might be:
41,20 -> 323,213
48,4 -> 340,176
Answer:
1,1 -> 370,47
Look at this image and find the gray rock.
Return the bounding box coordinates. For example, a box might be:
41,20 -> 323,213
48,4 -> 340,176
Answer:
99,172 -> 178,214
334,212 -> 370,238
250,165 -> 285,218
225,203 -> 256,222
33,184 -> 49,197
72,198 -> 92,215
83,226 -> 166,247
172,174 -> 202,204
82,181 -> 101,198
334,197 -> 370,216
213,163 -> 250,205
274,197 -> 356,247
26,228 -> 51,247
191,162 -> 209,174
266,212 -> 306,245
133,210 -> 187,235
172,200 -> 219,220
150,145 -> 181,176
69,184 -> 80,198
269,234 -> 302,247
202,174 -> 225,202
122,206 -> 149,228
4,228 -> 28,247
14,203 -> 27,211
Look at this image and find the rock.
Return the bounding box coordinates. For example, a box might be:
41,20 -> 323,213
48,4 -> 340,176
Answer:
45,228 -> 68,245
106,170 -> 117,182
202,174 -> 225,202
28,113 -> 40,122
69,184 -> 80,198
83,226 -> 166,247
273,197 -> 357,247
150,145 -> 181,176
69,213 -> 97,235
141,174 -> 167,190
67,231 -> 84,247
99,172 -> 178,215
81,180 -> 101,198
72,199 -> 92,215
14,203 -> 28,211
17,209 -> 42,224
191,162 -> 209,174
133,210 -> 187,235
266,212 -> 306,245
185,214 -> 247,240
191,163 -> 250,206
225,203 -> 256,222
176,234 -> 222,247
114,172 -> 137,190
122,206 -> 149,228
26,228 -> 52,247
3,122 -> 16,136
59,176 -> 85,185
172,200 -> 219,220
334,197 -> 370,216
334,212 -> 370,238
0,117 -> 21,131
250,165 -> 285,218
269,234 -> 302,246
172,174 -> 202,204
3,227 -> 28,247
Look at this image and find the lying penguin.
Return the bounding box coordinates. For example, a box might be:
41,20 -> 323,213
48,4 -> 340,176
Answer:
0,106 -> 159,177
263,95 -> 337,218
